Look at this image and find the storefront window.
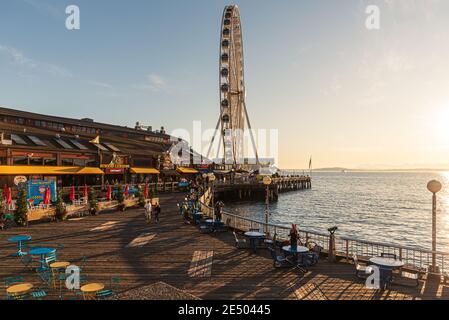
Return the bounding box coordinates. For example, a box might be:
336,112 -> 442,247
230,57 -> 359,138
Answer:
73,159 -> 85,167
62,158 -> 74,166
44,158 -> 57,166
85,159 -> 98,167
29,157 -> 44,165
13,156 -> 28,165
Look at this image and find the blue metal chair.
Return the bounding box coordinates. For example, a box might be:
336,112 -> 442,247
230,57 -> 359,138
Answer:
96,276 -> 121,299
268,247 -> 293,268
31,289 -> 48,300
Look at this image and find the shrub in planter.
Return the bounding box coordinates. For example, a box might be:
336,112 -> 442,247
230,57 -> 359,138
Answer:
14,185 -> 28,227
116,184 -> 126,212
55,190 -> 68,221
88,187 -> 99,215
135,186 -> 145,207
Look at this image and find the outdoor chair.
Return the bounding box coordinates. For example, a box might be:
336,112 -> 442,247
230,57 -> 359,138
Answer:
20,253 -> 36,270
96,276 -> 121,299
304,242 -> 323,266
37,269 -> 54,288
233,231 -> 249,249
380,252 -> 397,259
353,254 -> 371,279
391,271 -> 420,287
268,247 -> 293,268
31,288 -> 48,300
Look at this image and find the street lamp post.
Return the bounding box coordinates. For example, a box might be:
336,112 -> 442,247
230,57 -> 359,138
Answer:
208,173 -> 216,220
263,176 -> 272,235
427,180 -> 442,273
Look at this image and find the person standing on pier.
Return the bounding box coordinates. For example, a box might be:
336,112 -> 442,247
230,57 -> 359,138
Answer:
215,201 -> 224,222
144,200 -> 152,223
153,203 -> 161,223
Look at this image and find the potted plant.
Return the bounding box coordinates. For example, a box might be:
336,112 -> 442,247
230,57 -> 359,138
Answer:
116,184 -> 126,212
88,187 -> 99,215
14,185 -> 28,227
136,186 -> 145,207
55,190 -> 68,221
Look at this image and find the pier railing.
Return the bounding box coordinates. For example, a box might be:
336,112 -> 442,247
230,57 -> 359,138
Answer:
199,201 -> 449,277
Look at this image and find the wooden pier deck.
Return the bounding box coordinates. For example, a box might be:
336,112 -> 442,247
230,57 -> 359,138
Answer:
1,193 -> 448,300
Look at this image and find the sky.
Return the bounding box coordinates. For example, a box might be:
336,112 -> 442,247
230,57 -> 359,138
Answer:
1,0 -> 449,170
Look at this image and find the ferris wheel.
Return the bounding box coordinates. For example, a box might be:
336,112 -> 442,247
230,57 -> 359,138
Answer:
207,5 -> 259,168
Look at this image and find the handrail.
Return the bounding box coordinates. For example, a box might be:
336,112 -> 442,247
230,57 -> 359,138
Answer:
199,200 -> 449,275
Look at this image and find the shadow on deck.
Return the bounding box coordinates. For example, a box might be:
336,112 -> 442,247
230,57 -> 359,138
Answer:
1,193 -> 448,300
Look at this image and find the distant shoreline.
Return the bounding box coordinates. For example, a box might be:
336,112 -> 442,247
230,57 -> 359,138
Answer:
281,168 -> 449,173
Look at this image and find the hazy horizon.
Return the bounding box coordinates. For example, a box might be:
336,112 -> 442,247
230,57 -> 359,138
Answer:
2,0 -> 449,169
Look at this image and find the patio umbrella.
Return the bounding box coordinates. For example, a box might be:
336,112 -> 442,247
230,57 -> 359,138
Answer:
69,186 -> 75,202
144,184 -> 149,199
107,185 -> 112,201
124,184 -> 129,197
6,187 -> 12,205
83,184 -> 88,198
43,187 -> 51,205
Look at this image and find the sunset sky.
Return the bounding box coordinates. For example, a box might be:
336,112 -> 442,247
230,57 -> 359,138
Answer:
1,0 -> 449,169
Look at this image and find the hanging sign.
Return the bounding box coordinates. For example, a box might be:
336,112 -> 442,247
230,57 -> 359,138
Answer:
14,176 -> 28,186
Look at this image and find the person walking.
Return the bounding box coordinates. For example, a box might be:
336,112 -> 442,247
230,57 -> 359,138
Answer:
144,200 -> 152,223
153,203 -> 161,223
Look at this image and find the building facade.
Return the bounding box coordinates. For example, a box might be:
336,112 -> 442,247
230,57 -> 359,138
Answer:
0,106 -> 178,190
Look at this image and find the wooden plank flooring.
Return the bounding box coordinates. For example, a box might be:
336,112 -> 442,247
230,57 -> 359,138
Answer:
1,192 -> 449,300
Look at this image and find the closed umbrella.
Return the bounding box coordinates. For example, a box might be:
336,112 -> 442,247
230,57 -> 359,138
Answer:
70,186 -> 75,202
144,184 -> 149,199
107,185 -> 112,201
83,184 -> 88,198
6,187 -> 12,205
124,184 -> 129,197
43,187 -> 51,205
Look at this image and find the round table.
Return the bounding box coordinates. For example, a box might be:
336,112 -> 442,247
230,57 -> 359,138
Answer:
282,245 -> 309,254
283,246 -> 309,269
81,283 -> 105,300
29,247 -> 56,271
244,231 -> 265,253
7,283 -> 33,298
50,261 -> 70,269
369,257 -> 404,290
8,235 -> 32,257
369,257 -> 404,268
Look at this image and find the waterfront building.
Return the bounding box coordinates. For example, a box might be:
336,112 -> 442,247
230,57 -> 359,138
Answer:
0,106 -> 198,193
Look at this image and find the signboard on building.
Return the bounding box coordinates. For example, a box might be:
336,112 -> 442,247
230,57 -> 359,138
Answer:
14,175 -> 27,186
26,180 -> 56,205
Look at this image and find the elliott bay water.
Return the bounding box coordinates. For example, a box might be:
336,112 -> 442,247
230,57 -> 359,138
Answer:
225,171 -> 449,252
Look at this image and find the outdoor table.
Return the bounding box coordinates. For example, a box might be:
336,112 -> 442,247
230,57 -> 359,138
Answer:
7,283 -> 33,298
81,283 -> 105,300
244,231 -> 265,253
369,257 -> 405,290
8,235 -> 32,257
29,247 -> 56,271
282,245 -> 309,269
50,261 -> 70,288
